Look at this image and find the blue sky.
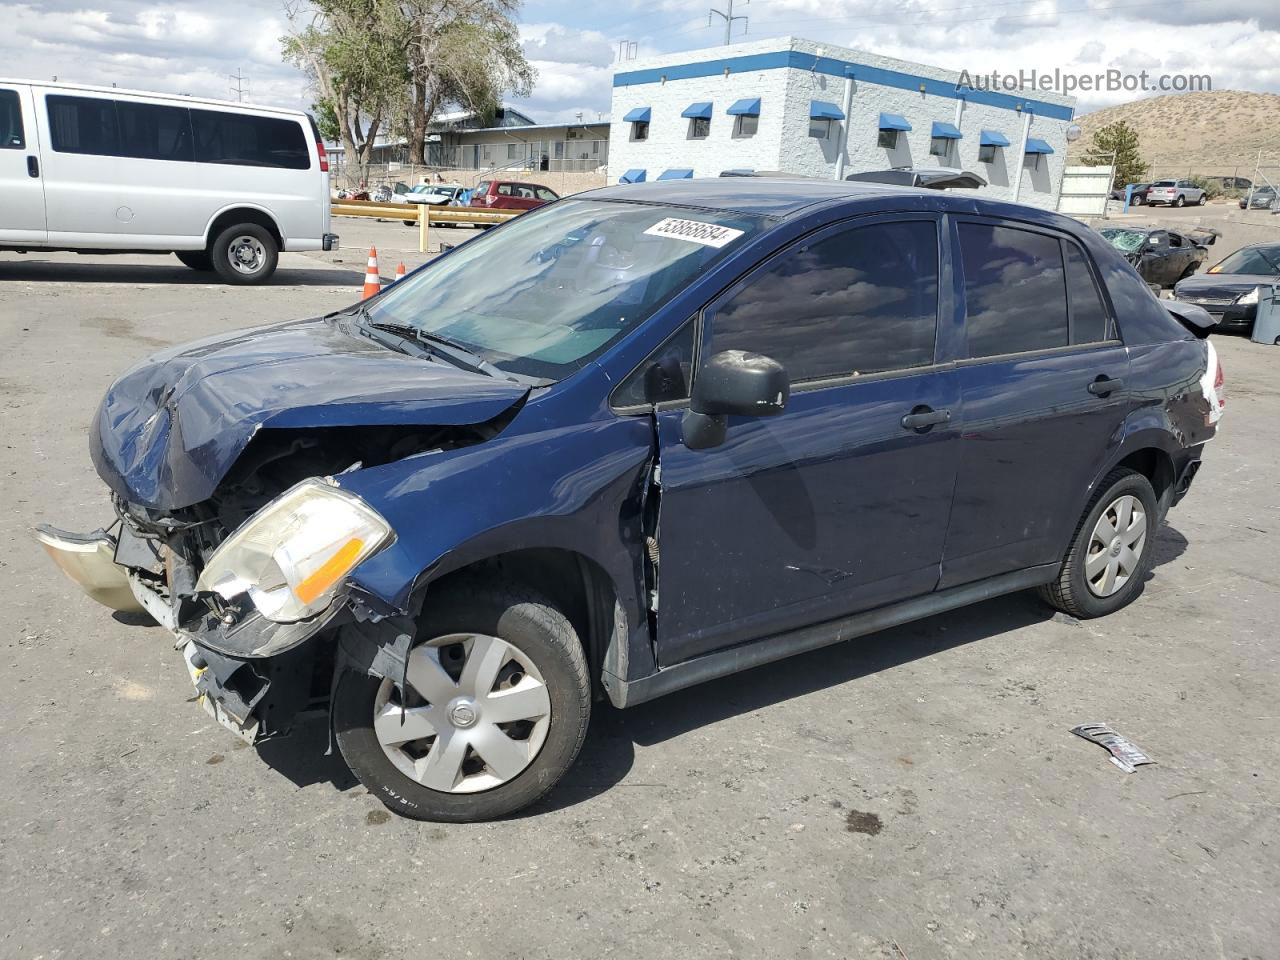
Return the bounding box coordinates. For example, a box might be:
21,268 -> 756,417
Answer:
2,0 -> 1278,122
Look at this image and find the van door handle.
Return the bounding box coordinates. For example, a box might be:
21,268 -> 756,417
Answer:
901,406 -> 951,431
26,155 -> 39,178
1087,376 -> 1124,397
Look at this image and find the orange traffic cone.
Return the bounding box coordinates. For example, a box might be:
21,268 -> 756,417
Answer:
361,246 -> 381,299
395,262 -> 406,281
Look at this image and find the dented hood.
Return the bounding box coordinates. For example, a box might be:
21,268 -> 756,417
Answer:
91,317 -> 527,510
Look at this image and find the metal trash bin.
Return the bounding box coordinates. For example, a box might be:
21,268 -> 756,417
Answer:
1250,284 -> 1280,345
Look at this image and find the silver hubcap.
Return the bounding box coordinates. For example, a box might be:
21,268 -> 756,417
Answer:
1085,494 -> 1147,597
227,235 -> 265,275
373,633 -> 551,794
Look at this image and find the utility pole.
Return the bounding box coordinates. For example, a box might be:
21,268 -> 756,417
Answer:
708,0 -> 747,45
228,69 -> 250,103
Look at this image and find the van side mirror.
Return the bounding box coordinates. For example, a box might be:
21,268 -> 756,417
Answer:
681,350 -> 789,450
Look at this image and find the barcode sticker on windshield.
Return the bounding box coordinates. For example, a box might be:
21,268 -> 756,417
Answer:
644,218 -> 744,248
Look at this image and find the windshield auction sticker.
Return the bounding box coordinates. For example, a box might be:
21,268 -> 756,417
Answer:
644,218 -> 745,248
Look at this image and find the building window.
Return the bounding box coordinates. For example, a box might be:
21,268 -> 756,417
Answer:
688,116 -> 710,139
809,118 -> 833,139
482,144 -> 492,160
507,142 -> 518,159
877,128 -> 898,149
631,121 -> 648,142
978,143 -> 998,163
733,114 -> 758,138
929,136 -> 950,158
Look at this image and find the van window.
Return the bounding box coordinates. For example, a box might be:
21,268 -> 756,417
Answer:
47,94 -> 120,156
115,100 -> 194,162
0,89 -> 24,148
958,222 -> 1068,358
1063,242 -> 1111,344
707,219 -> 940,382
190,109 -> 309,169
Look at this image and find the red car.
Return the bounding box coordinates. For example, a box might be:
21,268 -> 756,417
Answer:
469,180 -> 560,211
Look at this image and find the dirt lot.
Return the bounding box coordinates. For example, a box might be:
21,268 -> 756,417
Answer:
0,220 -> 1277,960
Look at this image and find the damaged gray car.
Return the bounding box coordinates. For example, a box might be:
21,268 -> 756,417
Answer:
39,179 -> 1220,820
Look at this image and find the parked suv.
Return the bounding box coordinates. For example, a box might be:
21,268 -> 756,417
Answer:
470,179 -> 559,210
38,179 -> 1222,822
1145,179 -> 1206,207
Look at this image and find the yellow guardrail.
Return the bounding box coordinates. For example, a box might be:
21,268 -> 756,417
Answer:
330,199 -> 523,252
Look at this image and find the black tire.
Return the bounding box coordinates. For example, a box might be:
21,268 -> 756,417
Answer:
1131,195 -> 1143,206
1038,468 -> 1159,619
210,222 -> 279,284
175,250 -> 213,271
1173,195 -> 1185,208
333,578 -> 591,822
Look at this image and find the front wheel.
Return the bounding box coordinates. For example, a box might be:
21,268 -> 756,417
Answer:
333,579 -> 591,821
211,223 -> 279,284
1173,195 -> 1185,208
1038,468 -> 1158,619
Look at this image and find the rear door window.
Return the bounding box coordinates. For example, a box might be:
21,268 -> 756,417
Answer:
47,94 -> 120,156
0,89 -> 24,148
1063,242 -> 1112,344
536,188 -> 558,202
707,219 -> 940,382
190,109 -> 309,169
957,221 -> 1068,358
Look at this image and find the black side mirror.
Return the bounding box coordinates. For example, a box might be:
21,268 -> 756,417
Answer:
681,350 -> 788,450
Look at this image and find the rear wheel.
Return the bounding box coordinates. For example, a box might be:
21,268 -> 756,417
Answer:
1038,468 -> 1158,619
333,579 -> 591,821
175,250 -> 213,271
210,223 -> 279,284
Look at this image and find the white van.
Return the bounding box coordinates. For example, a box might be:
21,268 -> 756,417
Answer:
0,79 -> 337,283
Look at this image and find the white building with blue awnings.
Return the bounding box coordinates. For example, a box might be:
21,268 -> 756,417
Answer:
608,36 -> 1077,209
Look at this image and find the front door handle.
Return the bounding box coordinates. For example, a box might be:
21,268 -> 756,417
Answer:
1087,376 -> 1125,397
901,406 -> 951,431
26,155 -> 38,178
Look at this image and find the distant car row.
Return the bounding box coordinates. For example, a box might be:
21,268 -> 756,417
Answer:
1109,180 -> 1207,207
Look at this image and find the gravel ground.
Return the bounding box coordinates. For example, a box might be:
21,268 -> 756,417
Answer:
0,224 -> 1277,960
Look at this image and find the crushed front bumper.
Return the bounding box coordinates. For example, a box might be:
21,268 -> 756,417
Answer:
37,519 -> 337,743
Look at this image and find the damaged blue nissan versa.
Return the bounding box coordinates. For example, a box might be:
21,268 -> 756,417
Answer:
38,178 -> 1225,821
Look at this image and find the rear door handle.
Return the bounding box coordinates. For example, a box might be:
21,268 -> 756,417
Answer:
1088,376 -> 1125,397
901,406 -> 952,431
26,155 -> 38,178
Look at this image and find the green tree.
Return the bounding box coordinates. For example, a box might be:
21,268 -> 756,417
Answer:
399,1 -> 535,167
310,98 -> 341,142
1083,120 -> 1149,190
282,0 -> 410,182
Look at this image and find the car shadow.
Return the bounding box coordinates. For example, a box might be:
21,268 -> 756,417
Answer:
258,529 -> 1190,815
0,259 -> 363,286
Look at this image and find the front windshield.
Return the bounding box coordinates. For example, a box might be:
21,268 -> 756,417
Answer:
365,198 -> 765,380
1099,228 -> 1149,253
1207,244 -> 1280,276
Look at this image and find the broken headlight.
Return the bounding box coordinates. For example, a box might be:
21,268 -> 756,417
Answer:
195,479 -> 393,624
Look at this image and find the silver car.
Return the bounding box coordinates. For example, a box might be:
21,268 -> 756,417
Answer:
1146,179 -> 1206,207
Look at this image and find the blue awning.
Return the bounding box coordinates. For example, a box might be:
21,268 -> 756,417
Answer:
681,102 -> 713,119
979,129 -> 1010,147
622,107 -> 651,123
878,112 -> 911,132
726,98 -> 761,116
1024,138 -> 1055,155
618,169 -> 646,184
931,121 -> 962,139
656,168 -> 694,180
810,100 -> 845,121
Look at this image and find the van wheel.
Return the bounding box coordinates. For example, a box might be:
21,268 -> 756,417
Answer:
175,251 -> 213,271
333,579 -> 591,822
211,223 -> 278,284
1038,468 -> 1159,619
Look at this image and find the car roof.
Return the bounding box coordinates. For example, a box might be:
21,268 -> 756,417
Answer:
585,177 -> 931,218
0,76 -> 307,117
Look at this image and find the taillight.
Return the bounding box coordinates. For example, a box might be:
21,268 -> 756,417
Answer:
1214,354 -> 1225,408
316,141 -> 329,173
